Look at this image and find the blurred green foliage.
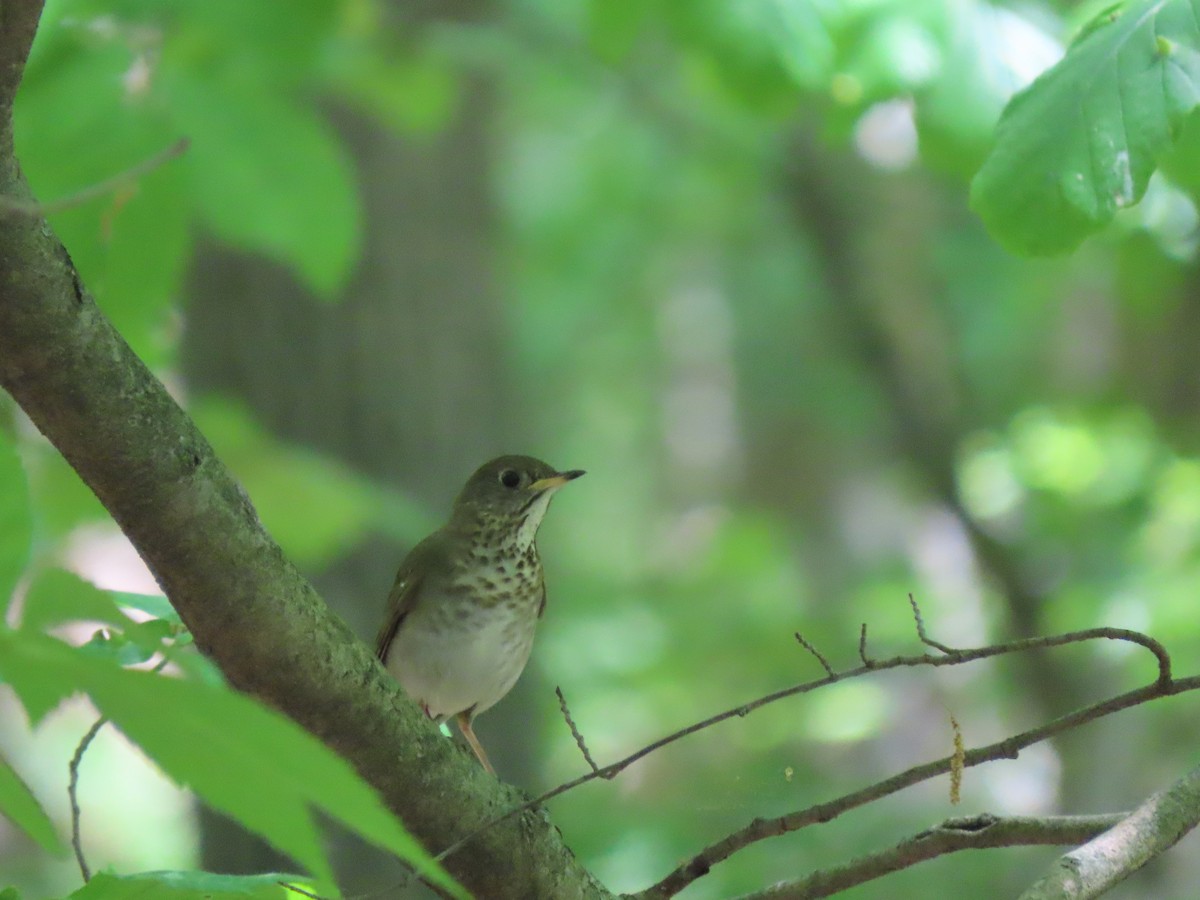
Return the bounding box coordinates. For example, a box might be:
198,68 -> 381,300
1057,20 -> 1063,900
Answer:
4,0 -> 1200,898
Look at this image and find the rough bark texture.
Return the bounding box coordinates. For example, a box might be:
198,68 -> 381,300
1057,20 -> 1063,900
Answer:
1018,767 -> 1200,900
0,4 -> 608,897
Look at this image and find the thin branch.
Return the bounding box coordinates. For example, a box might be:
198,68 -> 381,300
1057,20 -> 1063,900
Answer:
858,623 -> 870,666
731,813 -> 1126,900
0,137 -> 189,217
555,686 -> 600,775
67,716 -> 107,881
1018,765 -> 1200,900
635,674 -> 1200,898
0,90 -> 600,895
437,622 -> 1179,867
794,632 -> 834,678
280,883 -> 326,900
68,654 -> 173,882
908,593 -> 955,654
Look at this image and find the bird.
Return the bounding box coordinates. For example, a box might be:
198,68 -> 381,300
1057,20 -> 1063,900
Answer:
375,454 -> 584,774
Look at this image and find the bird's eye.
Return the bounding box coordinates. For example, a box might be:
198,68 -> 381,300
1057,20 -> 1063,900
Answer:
499,469 -> 522,489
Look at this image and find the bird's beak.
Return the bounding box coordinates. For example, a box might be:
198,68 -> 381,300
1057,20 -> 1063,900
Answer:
529,469 -> 586,493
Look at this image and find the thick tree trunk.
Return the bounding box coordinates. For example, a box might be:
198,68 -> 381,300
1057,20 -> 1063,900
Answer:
0,4 -> 605,897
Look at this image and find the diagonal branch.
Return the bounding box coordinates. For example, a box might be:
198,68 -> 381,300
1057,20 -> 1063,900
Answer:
635,673 -> 1200,898
437,605 -> 1177,869
732,813 -> 1126,900
0,137 -> 189,216
1018,765 -> 1200,900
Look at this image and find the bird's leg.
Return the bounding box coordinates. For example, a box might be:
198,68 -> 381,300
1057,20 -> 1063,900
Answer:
455,710 -> 496,775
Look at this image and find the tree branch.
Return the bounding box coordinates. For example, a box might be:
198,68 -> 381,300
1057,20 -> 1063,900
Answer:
624,601 -> 1194,900
0,137 -> 189,216
435,599 -> 1186,888
68,716 -> 106,882
0,0 -> 41,140
1018,766 -> 1200,900
0,9 -> 608,898
733,813 -> 1126,900
634,675 -> 1200,898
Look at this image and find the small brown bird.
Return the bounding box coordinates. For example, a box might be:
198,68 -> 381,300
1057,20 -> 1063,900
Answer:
375,455 -> 584,774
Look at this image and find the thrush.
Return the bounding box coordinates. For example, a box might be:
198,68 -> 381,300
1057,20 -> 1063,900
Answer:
375,455 -> 583,774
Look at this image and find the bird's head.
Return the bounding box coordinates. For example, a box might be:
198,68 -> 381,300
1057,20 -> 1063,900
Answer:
451,454 -> 584,550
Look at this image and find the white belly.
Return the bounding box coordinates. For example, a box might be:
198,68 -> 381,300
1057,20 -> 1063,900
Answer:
384,603 -> 536,721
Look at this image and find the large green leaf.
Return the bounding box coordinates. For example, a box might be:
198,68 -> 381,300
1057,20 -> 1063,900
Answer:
0,430 -> 32,620
971,0 -> 1200,255
769,0 -> 836,90
916,2 -> 1061,178
166,72 -> 360,297
112,592 -> 181,626
0,752 -> 63,856
20,568 -> 129,635
13,21 -> 185,367
0,633 -> 464,897
69,870 -> 305,900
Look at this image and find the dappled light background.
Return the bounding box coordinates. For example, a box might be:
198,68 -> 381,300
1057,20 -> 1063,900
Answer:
5,1 -> 1200,898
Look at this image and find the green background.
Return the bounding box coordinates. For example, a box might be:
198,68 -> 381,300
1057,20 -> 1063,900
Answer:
4,0 -> 1200,897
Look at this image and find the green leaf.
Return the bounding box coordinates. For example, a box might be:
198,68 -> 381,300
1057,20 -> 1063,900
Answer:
916,2 -> 1061,178
0,429 -> 32,620
332,52 -> 459,136
1159,105 -> 1200,197
0,630 -> 77,724
78,629 -> 151,668
587,0 -> 655,62
88,163 -> 191,369
770,0 -> 836,90
20,568 -> 128,635
125,619 -> 179,657
13,24 -> 184,366
68,870 -> 305,900
0,633 -> 465,898
167,73 -> 361,297
971,0 -> 1200,255
164,643 -> 226,687
0,752 -> 64,856
113,592 -> 180,625
22,447 -> 109,539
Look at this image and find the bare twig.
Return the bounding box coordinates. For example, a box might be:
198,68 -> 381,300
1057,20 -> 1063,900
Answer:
908,593 -> 955,654
68,655 -> 173,882
0,137 -> 189,217
794,632 -> 835,678
1018,765 -> 1200,900
555,686 -> 600,775
67,715 -> 107,881
436,621 -> 1181,868
730,813 -> 1126,899
858,623 -> 871,666
280,883 -> 327,900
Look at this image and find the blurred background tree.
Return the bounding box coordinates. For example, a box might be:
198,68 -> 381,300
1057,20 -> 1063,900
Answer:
4,0 -> 1200,897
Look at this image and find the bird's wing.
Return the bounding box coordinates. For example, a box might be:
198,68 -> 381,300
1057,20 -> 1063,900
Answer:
374,535 -> 437,663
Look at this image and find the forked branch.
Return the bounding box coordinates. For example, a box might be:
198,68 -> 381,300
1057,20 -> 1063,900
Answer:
439,596 -> 1194,900
732,813 -> 1125,900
